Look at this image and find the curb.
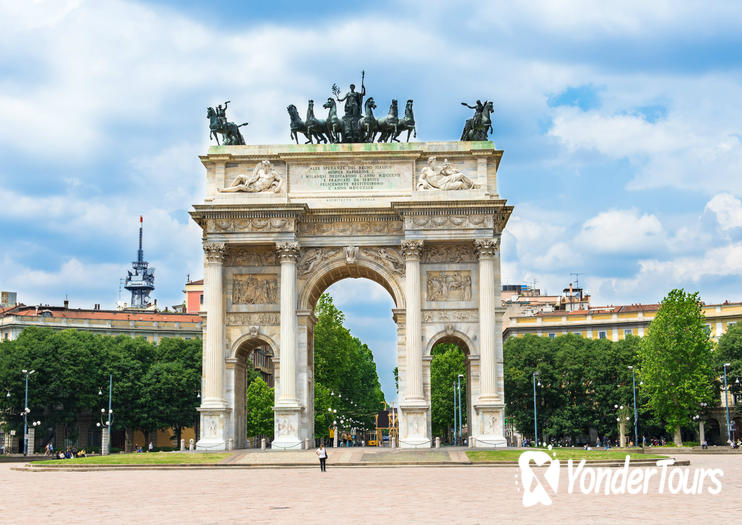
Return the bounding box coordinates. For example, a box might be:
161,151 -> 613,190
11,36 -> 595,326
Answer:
14,457 -> 688,472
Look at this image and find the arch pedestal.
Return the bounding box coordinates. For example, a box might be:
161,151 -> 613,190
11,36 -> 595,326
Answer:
192,141 -> 512,450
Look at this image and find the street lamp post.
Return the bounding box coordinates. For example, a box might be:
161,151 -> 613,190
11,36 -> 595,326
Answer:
628,366 -> 639,447
22,369 -> 35,456
457,374 -> 464,446
453,381 -> 459,446
723,363 -> 731,444
532,371 -> 539,446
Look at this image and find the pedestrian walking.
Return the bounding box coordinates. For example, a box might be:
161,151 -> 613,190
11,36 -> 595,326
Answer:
148,441 -> 153,453
316,442 -> 328,472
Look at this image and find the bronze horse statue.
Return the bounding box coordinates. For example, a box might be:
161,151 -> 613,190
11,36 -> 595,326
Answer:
359,97 -> 378,143
392,99 -> 416,142
376,99 -> 399,143
305,100 -> 328,144
322,98 -> 344,143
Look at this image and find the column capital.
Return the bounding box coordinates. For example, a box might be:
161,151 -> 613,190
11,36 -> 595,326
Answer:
203,242 -> 226,263
400,239 -> 424,260
276,241 -> 300,262
474,238 -> 499,258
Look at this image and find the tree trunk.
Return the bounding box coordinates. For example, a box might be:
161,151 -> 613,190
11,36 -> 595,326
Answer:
124,427 -> 134,453
673,427 -> 683,447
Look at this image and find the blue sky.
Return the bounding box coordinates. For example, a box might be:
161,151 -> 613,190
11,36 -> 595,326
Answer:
2,1 -> 742,401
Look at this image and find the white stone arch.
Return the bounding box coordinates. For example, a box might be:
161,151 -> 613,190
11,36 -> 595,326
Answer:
226,331 -> 279,449
298,253 -> 406,311
424,328 -> 478,357
229,331 -> 279,360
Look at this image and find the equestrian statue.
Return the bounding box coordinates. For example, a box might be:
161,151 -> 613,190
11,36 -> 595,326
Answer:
207,101 -> 247,145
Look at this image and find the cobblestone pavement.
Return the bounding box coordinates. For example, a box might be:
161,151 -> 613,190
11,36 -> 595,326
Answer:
1,454 -> 739,524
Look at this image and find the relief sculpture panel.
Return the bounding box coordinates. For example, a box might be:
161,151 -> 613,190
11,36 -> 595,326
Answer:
232,274 -> 278,304
426,271 -> 472,302
422,244 -> 477,263
225,246 -> 278,267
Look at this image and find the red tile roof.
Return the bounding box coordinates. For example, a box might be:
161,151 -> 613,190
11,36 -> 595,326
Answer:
7,306 -> 201,323
186,279 -> 204,286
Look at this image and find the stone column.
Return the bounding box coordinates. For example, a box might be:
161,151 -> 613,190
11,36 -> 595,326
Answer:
472,238 -> 506,448
276,242 -> 300,405
197,242 -> 229,451
202,241 -> 226,408
273,242 -> 302,450
401,240 -> 424,402
475,239 -> 499,402
399,240 -> 429,448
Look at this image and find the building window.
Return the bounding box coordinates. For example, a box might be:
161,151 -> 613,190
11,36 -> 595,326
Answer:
199,294 -> 204,305
704,324 -> 712,335
573,331 -> 581,336
598,331 -> 607,339
548,333 -> 556,339
624,329 -> 633,336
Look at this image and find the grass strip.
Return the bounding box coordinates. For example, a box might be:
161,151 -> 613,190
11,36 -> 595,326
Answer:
466,449 -> 666,462
34,452 -> 230,465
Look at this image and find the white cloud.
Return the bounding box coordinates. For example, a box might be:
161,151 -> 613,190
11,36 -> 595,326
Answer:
576,208 -> 665,254
706,193 -> 742,230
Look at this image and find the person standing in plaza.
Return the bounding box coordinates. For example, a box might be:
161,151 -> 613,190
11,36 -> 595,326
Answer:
316,442 -> 328,472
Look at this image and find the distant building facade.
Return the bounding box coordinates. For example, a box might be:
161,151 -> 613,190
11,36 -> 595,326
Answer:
0,303 -> 202,343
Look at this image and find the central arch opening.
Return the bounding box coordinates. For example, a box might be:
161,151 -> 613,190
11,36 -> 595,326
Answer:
307,267 -> 399,448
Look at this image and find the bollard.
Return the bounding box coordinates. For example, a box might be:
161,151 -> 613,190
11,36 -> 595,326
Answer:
469,436 -> 475,448
227,438 -> 233,451
261,438 -> 266,450
304,438 -> 311,450
435,437 -> 440,448
180,438 -> 185,452
189,438 -> 194,451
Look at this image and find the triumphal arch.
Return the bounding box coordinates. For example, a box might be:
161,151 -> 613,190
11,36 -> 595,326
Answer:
191,141 -> 512,449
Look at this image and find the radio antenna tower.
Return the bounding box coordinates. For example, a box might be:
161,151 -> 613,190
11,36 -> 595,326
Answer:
123,216 -> 155,308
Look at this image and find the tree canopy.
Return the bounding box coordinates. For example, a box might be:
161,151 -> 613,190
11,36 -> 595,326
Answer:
0,327 -> 201,450
639,288 -> 716,445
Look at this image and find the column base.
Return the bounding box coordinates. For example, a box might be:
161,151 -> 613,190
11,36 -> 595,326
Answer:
399,402 -> 431,449
196,406 -> 231,452
272,405 -> 304,450
473,402 -> 506,448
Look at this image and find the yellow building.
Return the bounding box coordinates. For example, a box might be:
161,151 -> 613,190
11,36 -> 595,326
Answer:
504,301 -> 742,342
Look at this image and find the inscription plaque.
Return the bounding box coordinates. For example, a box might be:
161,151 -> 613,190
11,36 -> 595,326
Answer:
290,161 -> 411,193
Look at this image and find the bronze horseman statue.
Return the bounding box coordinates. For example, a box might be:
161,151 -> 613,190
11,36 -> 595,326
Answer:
460,99 -> 494,141
207,100 -> 248,145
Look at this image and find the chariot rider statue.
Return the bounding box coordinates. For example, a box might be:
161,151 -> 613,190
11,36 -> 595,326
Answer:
215,100 -> 230,129
335,72 -> 366,119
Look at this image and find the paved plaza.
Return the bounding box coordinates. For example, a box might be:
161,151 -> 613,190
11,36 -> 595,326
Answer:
1,454 -> 740,523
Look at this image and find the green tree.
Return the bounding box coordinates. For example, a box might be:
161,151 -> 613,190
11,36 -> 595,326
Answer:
430,343 -> 466,441
0,327 -> 109,443
246,378 -> 274,439
139,338 -> 201,445
639,289 -> 716,445
314,382 -> 333,440
504,333 -> 644,444
715,323 -> 742,410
